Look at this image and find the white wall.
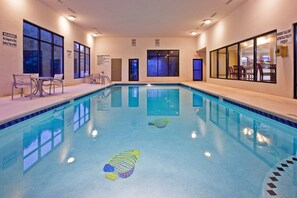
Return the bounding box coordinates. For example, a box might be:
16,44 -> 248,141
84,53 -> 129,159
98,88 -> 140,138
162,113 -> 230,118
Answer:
0,0 -> 95,97
196,0 -> 297,98
94,37 -> 196,82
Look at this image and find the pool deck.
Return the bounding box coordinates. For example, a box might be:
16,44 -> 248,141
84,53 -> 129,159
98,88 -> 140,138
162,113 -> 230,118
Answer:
1,82 -> 297,126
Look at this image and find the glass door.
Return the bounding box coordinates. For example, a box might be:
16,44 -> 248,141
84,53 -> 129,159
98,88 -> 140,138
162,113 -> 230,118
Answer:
129,59 -> 139,81
193,59 -> 203,81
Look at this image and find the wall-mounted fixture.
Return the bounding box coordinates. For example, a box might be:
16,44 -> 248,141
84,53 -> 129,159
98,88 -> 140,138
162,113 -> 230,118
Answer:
276,45 -> 288,57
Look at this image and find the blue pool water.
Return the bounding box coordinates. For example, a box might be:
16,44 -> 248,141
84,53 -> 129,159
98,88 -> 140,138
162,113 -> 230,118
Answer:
0,85 -> 297,198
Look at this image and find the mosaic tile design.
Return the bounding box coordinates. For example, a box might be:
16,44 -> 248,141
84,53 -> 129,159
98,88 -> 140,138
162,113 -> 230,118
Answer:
262,156 -> 297,197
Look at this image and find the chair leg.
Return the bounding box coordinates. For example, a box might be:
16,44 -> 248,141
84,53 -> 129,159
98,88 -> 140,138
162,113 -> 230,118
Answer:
21,88 -> 23,97
62,83 -> 64,94
11,86 -> 14,100
30,86 -> 32,100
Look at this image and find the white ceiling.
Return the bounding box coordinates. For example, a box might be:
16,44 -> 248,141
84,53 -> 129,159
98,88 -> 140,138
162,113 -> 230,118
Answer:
39,0 -> 247,37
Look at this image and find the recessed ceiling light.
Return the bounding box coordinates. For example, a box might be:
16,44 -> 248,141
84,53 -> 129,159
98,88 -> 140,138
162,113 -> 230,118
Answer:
204,19 -> 212,24
92,32 -> 99,37
190,31 -> 198,36
67,15 -> 76,21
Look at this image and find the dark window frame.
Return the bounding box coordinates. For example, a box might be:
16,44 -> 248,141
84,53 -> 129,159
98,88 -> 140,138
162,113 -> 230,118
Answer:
74,42 -> 90,79
129,59 -> 139,81
147,50 -> 179,77
293,23 -> 297,99
210,30 -> 277,84
23,20 -> 64,77
193,59 -> 203,81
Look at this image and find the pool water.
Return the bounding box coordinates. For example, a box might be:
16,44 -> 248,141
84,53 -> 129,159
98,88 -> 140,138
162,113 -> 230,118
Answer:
0,85 -> 296,198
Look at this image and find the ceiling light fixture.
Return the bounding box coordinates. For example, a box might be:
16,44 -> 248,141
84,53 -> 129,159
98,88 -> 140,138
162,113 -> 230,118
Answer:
190,32 -> 198,36
67,15 -> 76,21
92,32 -> 99,37
204,19 -> 212,24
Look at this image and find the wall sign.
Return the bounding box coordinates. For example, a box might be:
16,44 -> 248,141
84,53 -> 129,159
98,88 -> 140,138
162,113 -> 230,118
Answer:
2,32 -> 17,47
277,29 -> 292,45
67,50 -> 72,58
97,55 -> 110,66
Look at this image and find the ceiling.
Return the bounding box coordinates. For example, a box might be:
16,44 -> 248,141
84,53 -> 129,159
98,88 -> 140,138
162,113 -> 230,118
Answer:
39,0 -> 247,37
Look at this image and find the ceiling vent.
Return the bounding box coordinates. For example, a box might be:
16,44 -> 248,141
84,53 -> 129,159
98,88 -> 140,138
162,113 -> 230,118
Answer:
131,39 -> 136,47
67,7 -> 76,14
211,12 -> 217,18
155,39 -> 160,47
225,0 -> 233,5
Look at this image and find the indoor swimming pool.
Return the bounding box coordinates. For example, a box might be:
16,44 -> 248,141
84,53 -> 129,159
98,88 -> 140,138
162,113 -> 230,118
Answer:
0,84 -> 296,198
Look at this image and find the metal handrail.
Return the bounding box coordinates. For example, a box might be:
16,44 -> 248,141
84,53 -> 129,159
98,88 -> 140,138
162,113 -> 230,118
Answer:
101,75 -> 112,85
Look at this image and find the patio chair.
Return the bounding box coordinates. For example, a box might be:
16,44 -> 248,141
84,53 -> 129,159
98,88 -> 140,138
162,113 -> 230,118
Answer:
89,73 -> 101,84
48,74 -> 64,94
11,74 -> 33,100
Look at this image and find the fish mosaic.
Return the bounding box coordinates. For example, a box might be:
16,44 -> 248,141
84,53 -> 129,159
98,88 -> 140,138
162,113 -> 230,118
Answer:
103,150 -> 141,181
148,118 -> 170,128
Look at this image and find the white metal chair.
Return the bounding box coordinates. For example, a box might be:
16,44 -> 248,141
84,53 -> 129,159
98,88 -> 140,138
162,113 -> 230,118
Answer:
11,74 -> 33,100
50,74 -> 64,94
89,73 -> 101,84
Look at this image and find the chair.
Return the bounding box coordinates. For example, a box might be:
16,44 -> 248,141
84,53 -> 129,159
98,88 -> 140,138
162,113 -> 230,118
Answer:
89,73 -> 101,84
256,63 -> 276,82
49,74 -> 64,94
11,74 -> 33,100
228,66 -> 237,78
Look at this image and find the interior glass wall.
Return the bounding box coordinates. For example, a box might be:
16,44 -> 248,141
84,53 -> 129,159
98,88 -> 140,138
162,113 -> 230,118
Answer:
210,51 -> 217,78
256,32 -> 277,83
210,30 -> 277,84
239,39 -> 254,81
218,48 -> 227,79
227,44 -> 238,79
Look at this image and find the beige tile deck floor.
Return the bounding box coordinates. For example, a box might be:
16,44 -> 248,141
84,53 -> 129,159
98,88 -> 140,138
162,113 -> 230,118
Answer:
1,82 -> 297,126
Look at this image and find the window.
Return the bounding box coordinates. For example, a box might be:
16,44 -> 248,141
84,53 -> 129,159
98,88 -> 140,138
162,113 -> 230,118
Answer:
240,39 -> 254,81
147,50 -> 179,77
73,99 -> 90,132
218,48 -> 227,79
256,32 -> 277,82
74,42 -> 90,78
210,51 -> 217,78
210,30 -> 277,83
23,21 -> 63,77
129,59 -> 139,81
227,44 -> 238,79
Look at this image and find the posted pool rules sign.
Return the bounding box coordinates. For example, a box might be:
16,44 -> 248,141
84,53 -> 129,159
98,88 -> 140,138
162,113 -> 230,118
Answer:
2,32 -> 17,47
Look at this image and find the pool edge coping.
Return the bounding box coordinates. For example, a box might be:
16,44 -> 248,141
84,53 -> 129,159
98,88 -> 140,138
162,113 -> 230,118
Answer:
0,84 -> 111,129
1,82 -> 297,130
180,82 -> 297,129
